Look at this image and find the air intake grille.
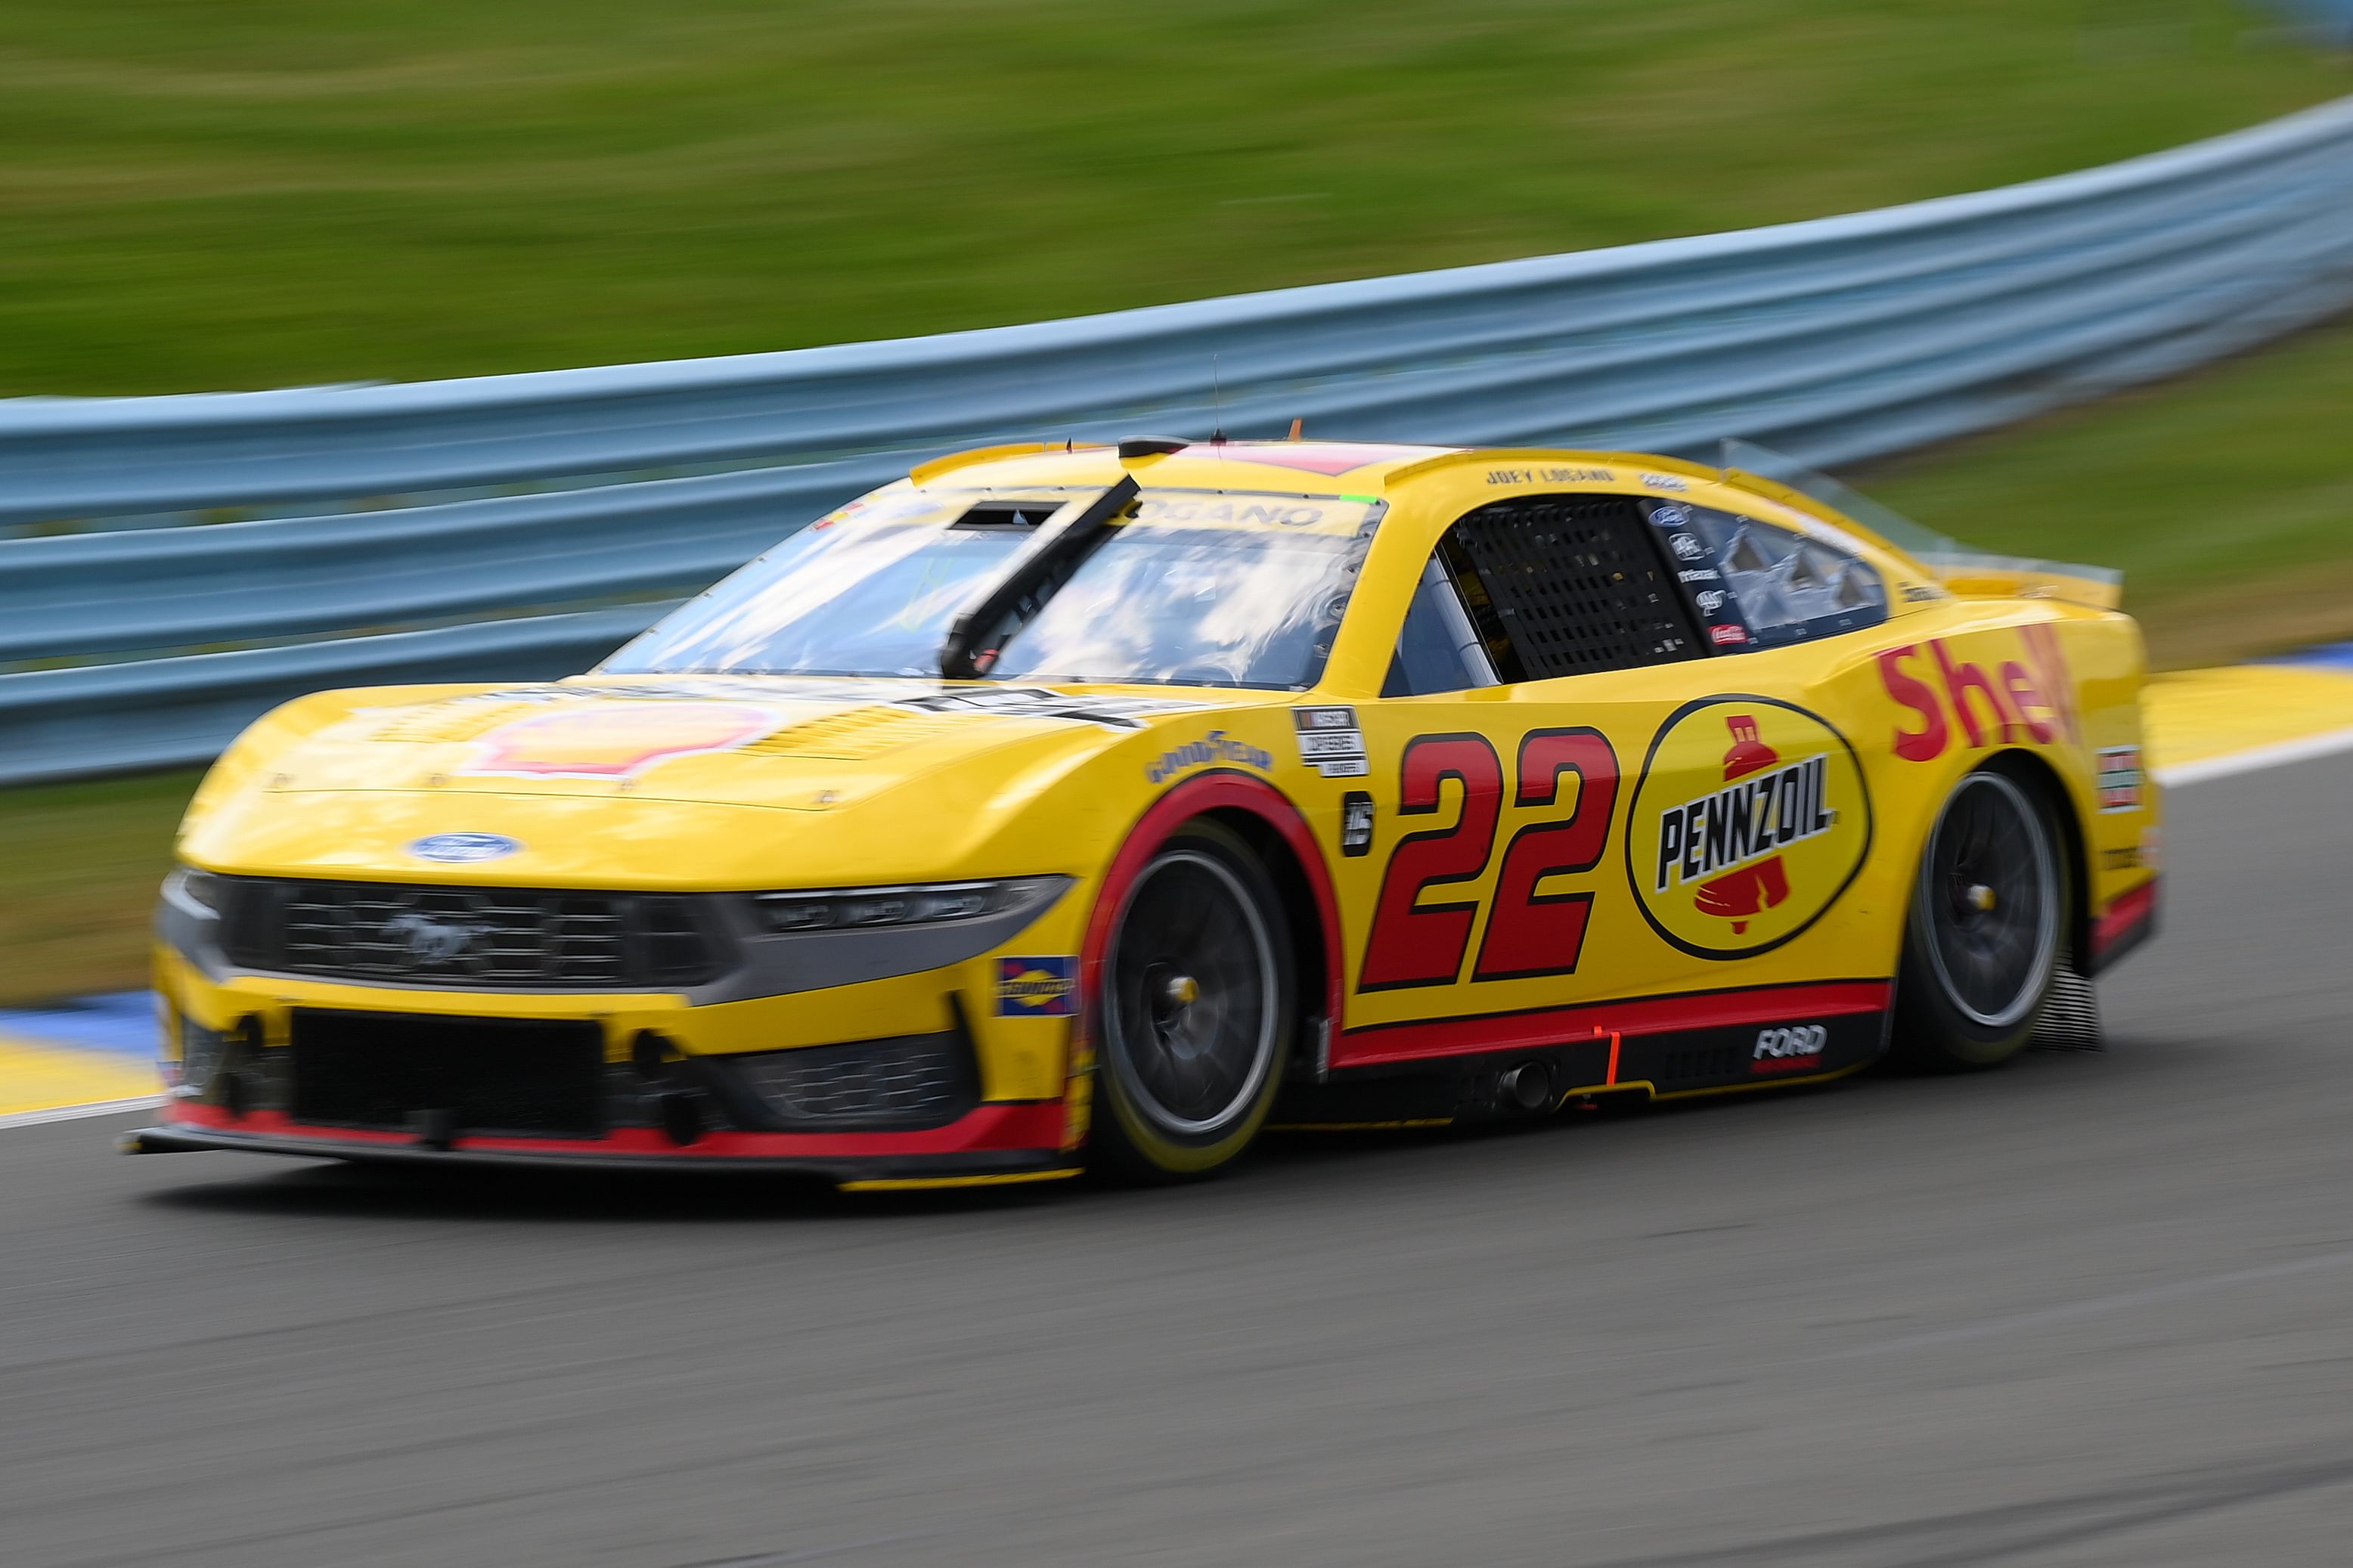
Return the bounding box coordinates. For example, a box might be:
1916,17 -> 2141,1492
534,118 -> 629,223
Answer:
1448,494 -> 1701,677
219,879 -> 724,990
722,1034 -> 976,1130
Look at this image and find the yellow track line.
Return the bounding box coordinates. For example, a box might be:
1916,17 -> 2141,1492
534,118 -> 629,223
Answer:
2144,664 -> 2353,779
0,1033 -> 159,1121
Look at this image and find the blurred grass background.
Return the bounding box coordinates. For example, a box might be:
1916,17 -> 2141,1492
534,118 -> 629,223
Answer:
1868,316 -> 2353,671
0,0 -> 2344,395
0,0 -> 2347,1004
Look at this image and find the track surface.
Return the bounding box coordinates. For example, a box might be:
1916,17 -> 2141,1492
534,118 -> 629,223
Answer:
6,759 -> 2351,1567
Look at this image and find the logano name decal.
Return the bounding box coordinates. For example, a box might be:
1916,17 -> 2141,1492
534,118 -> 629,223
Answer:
1876,625 -> 2079,762
1145,730 -> 1276,784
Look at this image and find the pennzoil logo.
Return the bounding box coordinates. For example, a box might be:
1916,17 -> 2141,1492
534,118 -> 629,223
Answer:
996,956 -> 1078,1017
1625,699 -> 1872,959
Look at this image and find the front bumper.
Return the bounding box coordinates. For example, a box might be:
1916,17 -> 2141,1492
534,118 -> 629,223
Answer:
147,887 -> 1096,1187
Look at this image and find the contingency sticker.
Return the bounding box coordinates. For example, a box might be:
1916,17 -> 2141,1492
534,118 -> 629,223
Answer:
1623,699 -> 1874,960
1292,705 -> 1370,778
2096,745 -> 2144,813
997,957 -> 1079,1018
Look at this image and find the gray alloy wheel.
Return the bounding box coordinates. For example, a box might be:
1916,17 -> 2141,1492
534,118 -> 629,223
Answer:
1105,849 -> 1280,1137
1891,768 -> 2066,1071
1091,820 -> 1294,1179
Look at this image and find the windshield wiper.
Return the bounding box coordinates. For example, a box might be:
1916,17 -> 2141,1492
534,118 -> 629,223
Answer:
938,475 -> 1139,679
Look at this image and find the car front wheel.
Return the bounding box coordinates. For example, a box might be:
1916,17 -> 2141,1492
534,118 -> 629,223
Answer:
1090,820 -> 1294,1180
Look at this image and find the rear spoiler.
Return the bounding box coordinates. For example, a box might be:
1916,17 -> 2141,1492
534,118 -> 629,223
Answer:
1913,552 -> 2123,611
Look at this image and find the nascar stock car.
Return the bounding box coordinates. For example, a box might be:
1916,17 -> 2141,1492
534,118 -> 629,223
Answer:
126,437 -> 2160,1188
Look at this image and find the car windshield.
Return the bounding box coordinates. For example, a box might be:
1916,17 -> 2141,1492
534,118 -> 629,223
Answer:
603,489 -> 1380,690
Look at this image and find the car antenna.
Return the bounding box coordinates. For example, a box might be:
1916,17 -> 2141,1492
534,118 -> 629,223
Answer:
1209,355 -> 1226,447
1288,417 -> 1304,441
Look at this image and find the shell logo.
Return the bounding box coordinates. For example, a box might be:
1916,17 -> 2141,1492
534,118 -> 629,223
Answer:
1623,698 -> 1873,959
463,702 -> 782,779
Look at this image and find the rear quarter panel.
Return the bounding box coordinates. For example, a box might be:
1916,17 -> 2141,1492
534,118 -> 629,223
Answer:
1855,598 -> 2156,940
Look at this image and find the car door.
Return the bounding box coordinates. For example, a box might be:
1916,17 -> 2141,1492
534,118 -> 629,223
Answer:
1330,487 -> 1897,1087
1336,491 -> 1701,1062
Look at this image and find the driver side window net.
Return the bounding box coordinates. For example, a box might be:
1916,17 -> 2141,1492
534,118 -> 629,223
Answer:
1440,494 -> 1703,680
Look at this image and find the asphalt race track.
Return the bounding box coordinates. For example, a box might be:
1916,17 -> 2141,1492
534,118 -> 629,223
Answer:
6,758 -> 2351,1567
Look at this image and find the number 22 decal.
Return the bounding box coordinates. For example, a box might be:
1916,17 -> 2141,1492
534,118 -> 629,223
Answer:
1356,728 -> 1620,991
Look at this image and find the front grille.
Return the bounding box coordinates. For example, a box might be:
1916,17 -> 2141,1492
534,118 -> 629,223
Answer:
219,879 -> 725,990
290,1009 -> 605,1137
719,1033 -> 977,1131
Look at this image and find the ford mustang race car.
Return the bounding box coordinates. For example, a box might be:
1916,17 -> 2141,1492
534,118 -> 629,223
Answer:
126,438 -> 2160,1188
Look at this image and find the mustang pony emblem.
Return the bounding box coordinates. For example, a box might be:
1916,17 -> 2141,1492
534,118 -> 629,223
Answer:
383,911 -> 479,963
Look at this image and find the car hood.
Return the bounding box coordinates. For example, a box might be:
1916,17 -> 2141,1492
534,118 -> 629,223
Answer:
181,675 -> 1262,888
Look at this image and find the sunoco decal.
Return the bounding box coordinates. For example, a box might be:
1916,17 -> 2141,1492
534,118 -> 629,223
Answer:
1623,698 -> 1873,959
997,957 -> 1078,1017
1146,730 -> 1276,784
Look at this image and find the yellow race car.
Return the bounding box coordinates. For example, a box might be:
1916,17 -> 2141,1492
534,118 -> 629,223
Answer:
128,438 -> 2160,1188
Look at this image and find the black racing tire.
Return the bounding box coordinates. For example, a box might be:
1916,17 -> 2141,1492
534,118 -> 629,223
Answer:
1089,819 -> 1295,1182
1888,766 -> 2068,1073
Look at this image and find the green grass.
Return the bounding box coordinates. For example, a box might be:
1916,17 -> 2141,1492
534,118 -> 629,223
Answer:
0,771 -> 197,1008
0,0 -> 2344,396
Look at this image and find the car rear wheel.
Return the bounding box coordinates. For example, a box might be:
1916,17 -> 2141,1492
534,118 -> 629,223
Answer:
1090,820 -> 1294,1181
1890,767 -> 2066,1072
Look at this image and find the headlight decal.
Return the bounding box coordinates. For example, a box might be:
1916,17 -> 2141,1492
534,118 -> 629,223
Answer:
693,875 -> 1075,1006
753,881 -> 1018,933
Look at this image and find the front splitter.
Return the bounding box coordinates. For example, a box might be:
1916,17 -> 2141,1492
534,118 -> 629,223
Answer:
121,1123 -> 1080,1190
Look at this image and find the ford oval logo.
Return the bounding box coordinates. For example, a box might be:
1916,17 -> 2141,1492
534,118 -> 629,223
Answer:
408,832 -> 522,863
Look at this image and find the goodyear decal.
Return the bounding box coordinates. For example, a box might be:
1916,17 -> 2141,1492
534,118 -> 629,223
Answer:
463,702 -> 783,779
1145,730 -> 1275,785
1624,699 -> 1873,959
997,957 -> 1078,1018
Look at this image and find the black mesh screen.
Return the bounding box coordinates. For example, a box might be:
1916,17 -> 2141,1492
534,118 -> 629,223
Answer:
1445,494 -> 1702,678
290,1010 -> 606,1137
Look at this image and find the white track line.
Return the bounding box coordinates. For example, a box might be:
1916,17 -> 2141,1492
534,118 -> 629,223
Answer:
2156,723 -> 2353,787
0,1096 -> 160,1132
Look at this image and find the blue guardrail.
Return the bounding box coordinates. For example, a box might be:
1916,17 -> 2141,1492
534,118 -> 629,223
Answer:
3,95 -> 2351,785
